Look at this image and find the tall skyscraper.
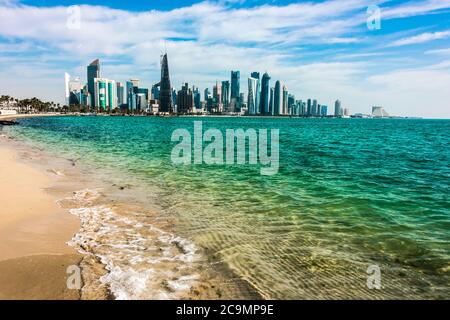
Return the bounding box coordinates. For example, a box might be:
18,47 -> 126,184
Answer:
307,99 -> 312,116
172,88 -> 177,109
269,87 -> 274,115
231,71 -> 240,100
204,88 -> 211,100
213,81 -> 223,112
247,77 -> 258,115
250,72 -> 261,114
221,80 -> 230,112
239,93 -> 245,113
87,59 -> 100,108
312,99 -> 318,116
151,85 -> 160,100
64,72 -> 71,106
193,86 -> 201,110
177,83 -> 193,114
117,82 -> 124,106
94,78 -> 117,111
334,99 -> 342,117
288,94 -> 295,115
126,81 -> 136,111
156,53 -> 173,113
282,85 -> 288,116
260,72 -> 270,115
274,81 -> 282,116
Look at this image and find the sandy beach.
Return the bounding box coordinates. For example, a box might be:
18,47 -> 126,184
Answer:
0,126 -> 82,300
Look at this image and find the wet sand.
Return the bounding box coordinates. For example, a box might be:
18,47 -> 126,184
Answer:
0,144 -> 82,300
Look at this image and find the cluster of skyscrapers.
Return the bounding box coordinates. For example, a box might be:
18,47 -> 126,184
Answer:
64,54 -> 349,117
65,59 -> 154,113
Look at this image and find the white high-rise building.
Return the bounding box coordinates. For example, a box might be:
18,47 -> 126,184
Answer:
282,85 -> 288,115
64,73 -> 71,106
334,99 -> 342,117
247,77 -> 258,115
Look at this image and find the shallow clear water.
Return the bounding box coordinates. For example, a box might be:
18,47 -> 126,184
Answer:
5,116 -> 450,299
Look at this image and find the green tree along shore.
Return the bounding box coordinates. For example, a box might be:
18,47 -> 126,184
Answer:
0,95 -> 64,113
0,94 -> 154,115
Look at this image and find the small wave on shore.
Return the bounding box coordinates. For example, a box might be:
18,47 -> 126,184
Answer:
59,189 -> 203,300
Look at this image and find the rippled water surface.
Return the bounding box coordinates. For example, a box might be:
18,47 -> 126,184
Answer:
5,117 -> 450,299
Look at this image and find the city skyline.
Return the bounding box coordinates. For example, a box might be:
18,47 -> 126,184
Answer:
1,0 -> 450,118
64,57 -> 342,117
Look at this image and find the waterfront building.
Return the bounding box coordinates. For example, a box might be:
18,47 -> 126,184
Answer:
138,88 -> 149,100
307,99 -> 312,116
65,75 -> 83,106
193,86 -> 201,110
204,88 -> 211,101
137,88 -> 149,110
230,71 -> 240,112
64,73 -> 71,106
172,88 -> 177,109
372,106 -> 389,118
137,93 -> 147,111
231,71 -> 240,100
221,80 -> 230,112
87,59 -> 100,108
274,81 -> 282,116
260,73 -> 270,115
247,77 -> 258,115
250,72 -> 261,114
288,94 -> 295,115
321,105 -> 328,117
177,83 -> 193,114
269,87 -> 274,115
343,108 -> 350,117
94,78 -> 117,111
155,53 -> 173,113
282,85 -> 288,115
212,82 -> 223,112
151,85 -> 160,100
126,81 -> 136,111
334,99 -> 342,117
117,82 -> 125,106
312,99 -> 318,116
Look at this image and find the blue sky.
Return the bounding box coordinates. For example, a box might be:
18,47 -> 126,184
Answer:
1,0 -> 450,117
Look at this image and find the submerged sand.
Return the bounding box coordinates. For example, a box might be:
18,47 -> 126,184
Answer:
0,144 -> 82,300
0,115 -> 260,300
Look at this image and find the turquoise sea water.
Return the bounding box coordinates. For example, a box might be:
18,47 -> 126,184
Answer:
5,116 -> 450,299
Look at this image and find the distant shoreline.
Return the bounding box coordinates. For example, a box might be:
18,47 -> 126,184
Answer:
1,112 -> 433,121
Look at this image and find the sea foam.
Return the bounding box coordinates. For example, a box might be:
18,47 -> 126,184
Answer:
63,189 -> 201,300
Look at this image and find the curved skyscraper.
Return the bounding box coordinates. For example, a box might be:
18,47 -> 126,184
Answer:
260,72 -> 270,115
274,81 -> 282,116
247,77 -> 258,115
157,53 -> 173,113
251,72 -> 261,115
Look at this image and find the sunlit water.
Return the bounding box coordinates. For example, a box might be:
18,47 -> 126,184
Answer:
4,116 -> 450,299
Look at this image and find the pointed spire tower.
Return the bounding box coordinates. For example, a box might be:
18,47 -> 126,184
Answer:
159,53 -> 173,113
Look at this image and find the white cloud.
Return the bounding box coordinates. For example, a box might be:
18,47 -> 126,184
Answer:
0,0 -> 449,117
389,30 -> 450,47
382,0 -> 450,19
425,47 -> 450,55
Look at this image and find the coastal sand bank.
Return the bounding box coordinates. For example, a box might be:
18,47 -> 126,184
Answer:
0,144 -> 81,300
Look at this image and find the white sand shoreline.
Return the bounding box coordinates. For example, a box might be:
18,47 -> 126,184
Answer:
0,140 -> 82,299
